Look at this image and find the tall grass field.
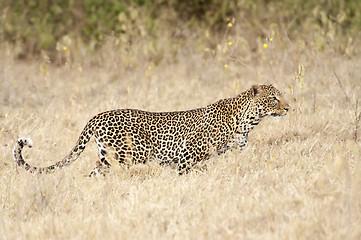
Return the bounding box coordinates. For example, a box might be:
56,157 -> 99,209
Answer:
1,5 -> 361,238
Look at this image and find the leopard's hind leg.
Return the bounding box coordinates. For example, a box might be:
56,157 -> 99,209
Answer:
89,138 -> 111,177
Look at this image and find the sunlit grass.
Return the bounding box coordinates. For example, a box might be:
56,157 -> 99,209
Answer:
0,34 -> 361,240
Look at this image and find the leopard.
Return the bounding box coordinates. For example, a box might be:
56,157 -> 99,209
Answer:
13,84 -> 290,176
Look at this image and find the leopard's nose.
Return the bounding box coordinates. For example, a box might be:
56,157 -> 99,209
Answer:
284,104 -> 290,112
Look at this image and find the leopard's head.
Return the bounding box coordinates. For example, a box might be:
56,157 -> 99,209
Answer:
250,84 -> 290,118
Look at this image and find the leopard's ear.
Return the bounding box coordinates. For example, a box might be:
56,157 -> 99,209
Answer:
251,85 -> 261,97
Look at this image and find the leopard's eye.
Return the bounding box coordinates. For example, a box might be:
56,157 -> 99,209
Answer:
270,96 -> 279,102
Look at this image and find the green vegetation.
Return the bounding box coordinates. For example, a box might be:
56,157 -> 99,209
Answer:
1,0 -> 361,60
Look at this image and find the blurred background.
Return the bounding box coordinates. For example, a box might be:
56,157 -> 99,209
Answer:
1,0 -> 360,63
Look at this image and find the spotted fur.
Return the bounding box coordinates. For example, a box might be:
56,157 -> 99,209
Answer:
13,84 -> 289,175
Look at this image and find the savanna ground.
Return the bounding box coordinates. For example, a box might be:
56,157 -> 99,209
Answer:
1,9 -> 361,239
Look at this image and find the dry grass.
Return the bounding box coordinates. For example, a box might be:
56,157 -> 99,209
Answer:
1,39 -> 361,240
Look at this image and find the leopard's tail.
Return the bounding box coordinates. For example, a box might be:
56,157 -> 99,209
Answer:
13,122 -> 93,174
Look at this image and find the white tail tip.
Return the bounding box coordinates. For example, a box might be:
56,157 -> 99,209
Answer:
18,137 -> 34,148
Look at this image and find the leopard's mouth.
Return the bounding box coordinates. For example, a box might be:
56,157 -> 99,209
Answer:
271,109 -> 289,117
